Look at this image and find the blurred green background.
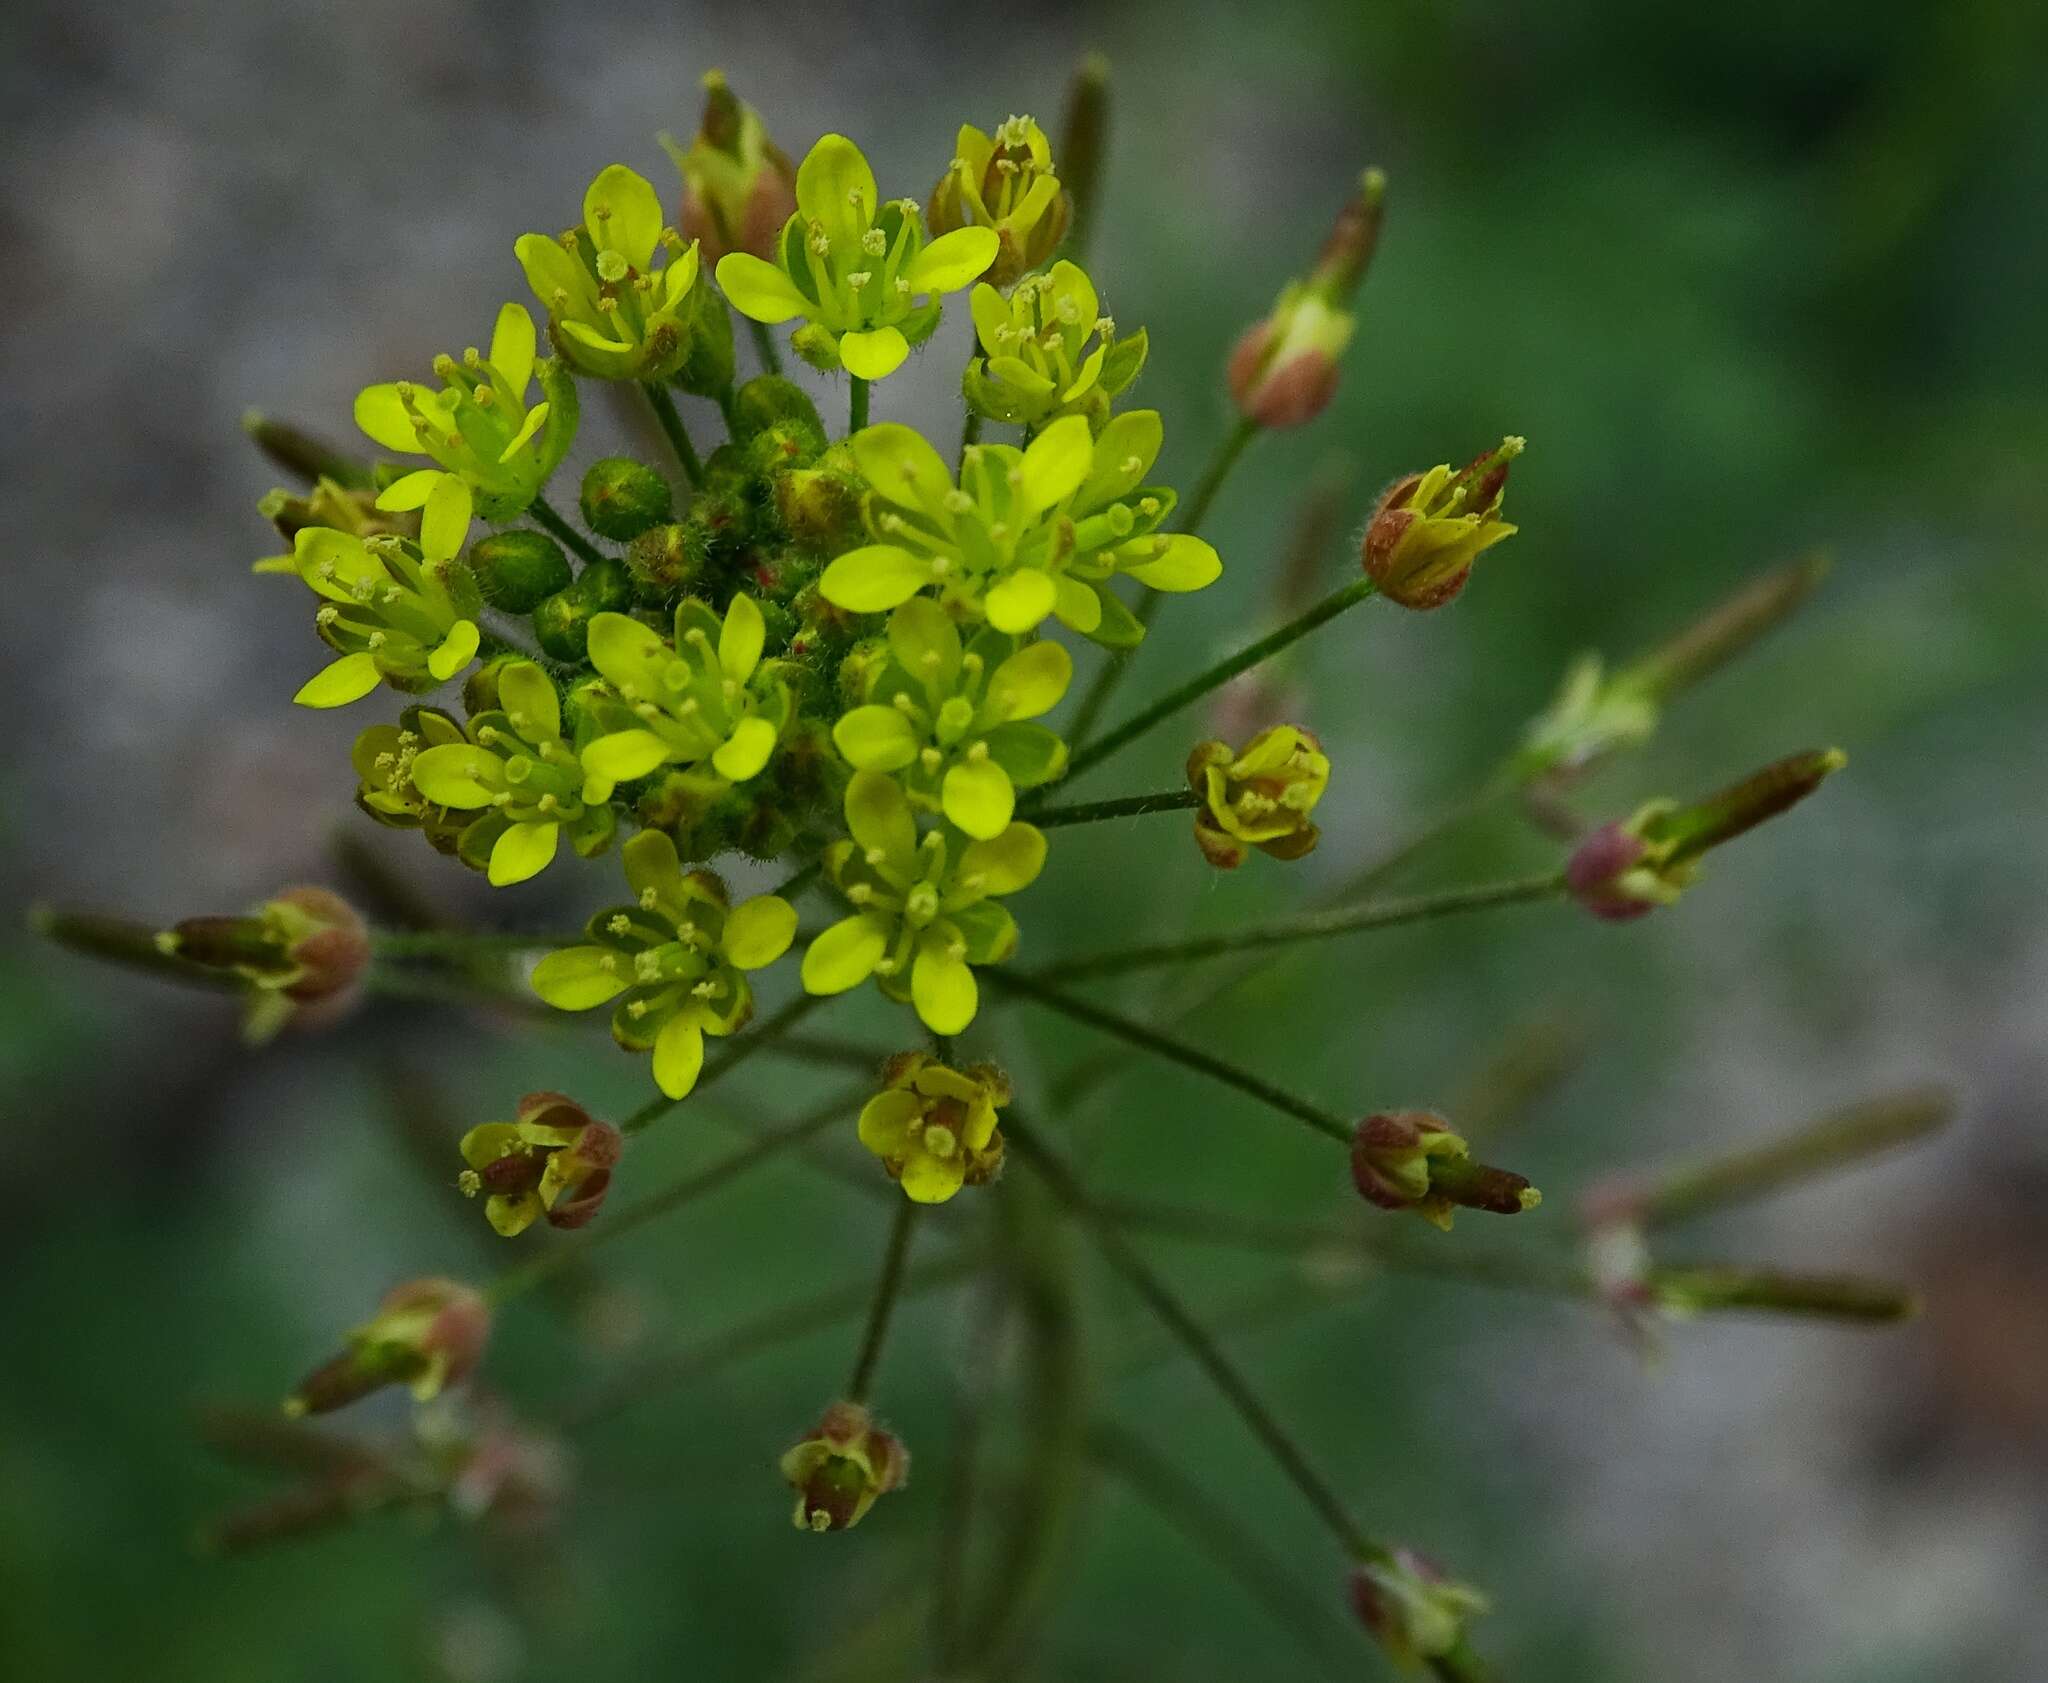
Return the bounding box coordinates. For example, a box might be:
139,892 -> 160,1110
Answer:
5,1 -> 2047,1678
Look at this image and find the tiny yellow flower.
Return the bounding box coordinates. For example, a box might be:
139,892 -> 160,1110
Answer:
856,1051 -> 1011,1203
818,411 -> 1220,646
458,1092 -> 622,1237
927,113 -> 1068,287
516,165 -> 703,381
353,302 -> 578,521
528,832 -> 797,1099
801,770 -> 1044,1036
1361,438 -> 1523,611
714,134 -> 998,380
780,1401 -> 908,1532
1185,725 -> 1331,868
963,260 -> 1147,431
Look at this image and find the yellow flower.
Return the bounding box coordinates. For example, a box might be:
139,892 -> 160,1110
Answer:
1361,437 -> 1523,610
457,1092 -> 622,1237
715,134 -> 998,380
1185,725 -> 1330,868
856,1051 -> 1010,1203
780,1401 -> 908,1532
963,260 -> 1147,431
927,114 -> 1068,287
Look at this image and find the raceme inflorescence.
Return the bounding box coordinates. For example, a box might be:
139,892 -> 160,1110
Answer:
37,62 -> 1952,1681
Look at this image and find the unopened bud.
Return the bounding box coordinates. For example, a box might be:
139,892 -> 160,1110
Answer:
1227,289 -> 1352,429
779,1400 -> 909,1532
1362,437 -> 1522,610
660,72 -> 797,264
160,887 -> 369,1041
1350,1110 -> 1540,1231
580,457 -> 674,542
1185,725 -> 1329,869
1349,1548 -> 1489,1670
285,1277 -> 490,1417
468,528 -> 572,613
1307,169 -> 1386,305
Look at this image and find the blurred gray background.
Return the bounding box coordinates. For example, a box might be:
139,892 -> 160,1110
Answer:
4,1 -> 2047,1679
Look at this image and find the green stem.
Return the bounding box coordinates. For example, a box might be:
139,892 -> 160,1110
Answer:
487,1086 -> 861,1307
1040,873 -> 1567,981
641,383 -> 704,487
990,971 -> 1353,1144
1006,1113 -> 1377,1560
1063,416 -> 1262,750
528,494 -> 607,570
748,318 -> 784,377
848,375 -> 870,433
1088,1420 -> 1362,1672
620,990 -> 829,1135
1030,789 -> 1200,829
846,1198 -> 921,1403
1061,575 -> 1378,784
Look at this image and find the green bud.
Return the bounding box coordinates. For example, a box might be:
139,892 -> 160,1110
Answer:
625,521 -> 710,598
673,279 -> 737,397
532,556 -> 634,661
776,466 -> 865,552
732,375 -> 827,453
580,457 -> 674,542
468,528 -> 573,611
790,323 -> 842,373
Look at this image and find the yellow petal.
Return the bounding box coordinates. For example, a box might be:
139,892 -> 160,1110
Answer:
652,1014 -> 706,1099
293,651 -> 382,709
487,820 -> 559,886
801,913 -> 890,995
838,326 -> 909,381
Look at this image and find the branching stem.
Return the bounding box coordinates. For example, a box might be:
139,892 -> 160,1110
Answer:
528,494 -> 608,569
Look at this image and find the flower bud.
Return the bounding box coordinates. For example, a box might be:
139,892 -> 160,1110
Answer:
457,1092 -> 622,1237
285,1277 -> 490,1417
857,1053 -> 1011,1203
1226,289 -> 1353,429
779,1401 -> 909,1532
532,556 -> 634,662
929,114 -> 1069,288
1349,1548 -> 1489,1670
467,528 -> 572,613
1350,1110 -> 1540,1231
160,887 -> 370,1042
1566,748 -> 1847,921
579,457 -> 673,542
623,521 -> 709,599
659,71 -> 797,264
775,464 -> 867,553
1362,437 -> 1523,610
1186,725 -> 1329,869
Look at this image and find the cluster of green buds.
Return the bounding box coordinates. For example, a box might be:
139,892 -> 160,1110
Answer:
353,304 -> 579,521
1362,437 -> 1523,611
157,886 -> 370,1042
1566,748 -> 1847,921
1350,1111 -> 1541,1231
717,135 -> 999,379
285,1278 -> 491,1416
820,412 -> 1220,646
1228,170 -> 1384,428
856,1051 -> 1011,1203
1186,724 -> 1330,868
780,1401 -> 909,1532
530,832 -> 796,1098
458,1092 -> 622,1237
964,260 -> 1147,431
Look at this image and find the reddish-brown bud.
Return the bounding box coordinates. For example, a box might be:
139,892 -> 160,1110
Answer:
779,1401 -> 909,1532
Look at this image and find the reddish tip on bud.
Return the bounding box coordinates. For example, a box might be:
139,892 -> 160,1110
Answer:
779,1401 -> 909,1532
1227,292 -> 1352,429
1308,168 -> 1386,305
285,1277 -> 491,1418
1362,438 -> 1523,611
1351,1110 -> 1540,1231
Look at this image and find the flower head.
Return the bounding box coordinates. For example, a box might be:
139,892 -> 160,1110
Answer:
1349,1548 -> 1490,1671
857,1051 -> 1011,1203
1186,725 -> 1329,868
403,660 -> 617,887
517,165 -> 703,381
801,770 -> 1044,1035
160,886 -> 371,1043
458,1092 -> 622,1237
1350,1110 -> 1541,1231
1362,437 -> 1523,611
819,412 -> 1220,646
529,832 -> 797,1098
963,260 -> 1147,430
285,1277 -> 491,1416
353,303 -> 578,521
928,113 -> 1069,287
576,594 -> 793,800
714,135 -> 998,380
833,599 -> 1070,839
350,704 -> 471,853
281,474 -> 482,707
1566,748 -> 1848,921
780,1401 -> 908,1532
659,71 -> 797,264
